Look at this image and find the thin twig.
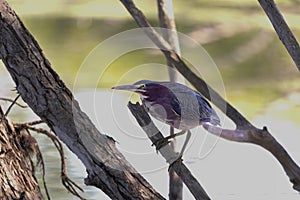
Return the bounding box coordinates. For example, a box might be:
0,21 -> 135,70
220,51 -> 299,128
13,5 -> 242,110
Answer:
23,128 -> 51,200
27,120 -> 44,126
0,97 -> 27,108
14,120 -> 44,127
4,95 -> 20,116
38,144 -> 51,200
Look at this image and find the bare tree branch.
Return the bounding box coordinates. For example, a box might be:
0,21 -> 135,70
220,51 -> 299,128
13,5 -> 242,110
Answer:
0,97 -> 27,108
120,0 -> 300,192
4,94 -> 20,116
258,0 -> 300,71
128,102 -> 211,200
157,0 -> 182,82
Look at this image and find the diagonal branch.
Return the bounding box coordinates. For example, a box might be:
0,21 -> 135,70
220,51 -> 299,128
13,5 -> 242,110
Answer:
120,0 -> 300,192
258,0 -> 300,71
128,102 -> 211,200
0,97 -> 27,108
4,94 -> 20,116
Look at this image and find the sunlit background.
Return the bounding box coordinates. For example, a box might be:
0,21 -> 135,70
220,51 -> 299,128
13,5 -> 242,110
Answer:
1,0 -> 300,199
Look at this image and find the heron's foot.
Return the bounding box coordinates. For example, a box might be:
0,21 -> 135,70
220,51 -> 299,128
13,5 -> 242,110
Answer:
152,133 -> 181,151
152,138 -> 171,151
168,155 -> 183,171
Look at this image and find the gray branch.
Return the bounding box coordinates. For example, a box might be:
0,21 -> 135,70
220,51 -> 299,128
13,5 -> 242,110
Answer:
258,0 -> 300,71
157,0 -> 182,82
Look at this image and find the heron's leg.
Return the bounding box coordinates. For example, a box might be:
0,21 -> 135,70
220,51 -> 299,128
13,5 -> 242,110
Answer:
168,130 -> 191,171
152,130 -> 186,150
177,130 -> 191,159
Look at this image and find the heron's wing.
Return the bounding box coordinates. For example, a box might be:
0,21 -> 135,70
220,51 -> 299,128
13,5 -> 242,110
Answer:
196,93 -> 220,125
171,90 -> 220,124
170,96 -> 181,116
160,82 -> 220,125
196,93 -> 212,119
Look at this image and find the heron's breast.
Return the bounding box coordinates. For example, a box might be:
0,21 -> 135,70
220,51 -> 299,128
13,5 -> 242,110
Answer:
143,100 -> 200,130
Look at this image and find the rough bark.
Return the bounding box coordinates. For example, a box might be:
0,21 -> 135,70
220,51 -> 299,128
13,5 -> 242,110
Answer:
0,106 -> 43,200
0,1 -> 164,199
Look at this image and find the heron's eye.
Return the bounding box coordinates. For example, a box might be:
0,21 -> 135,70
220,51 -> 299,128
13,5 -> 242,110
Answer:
139,84 -> 146,89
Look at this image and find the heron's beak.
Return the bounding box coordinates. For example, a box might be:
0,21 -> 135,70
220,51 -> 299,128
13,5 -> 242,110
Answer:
112,84 -> 141,92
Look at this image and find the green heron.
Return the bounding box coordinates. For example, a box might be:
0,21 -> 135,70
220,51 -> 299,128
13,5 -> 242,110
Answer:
112,80 -> 220,159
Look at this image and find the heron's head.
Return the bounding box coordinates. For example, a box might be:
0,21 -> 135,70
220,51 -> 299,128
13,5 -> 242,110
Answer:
112,80 -> 170,101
